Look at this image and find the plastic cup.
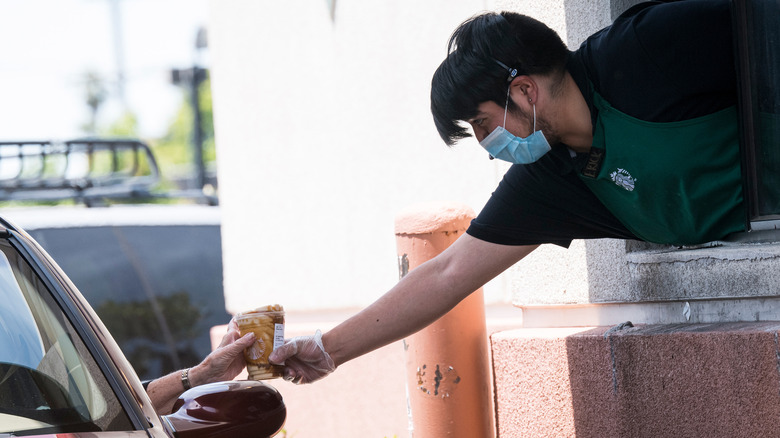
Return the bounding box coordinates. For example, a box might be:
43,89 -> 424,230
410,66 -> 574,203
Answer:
234,305 -> 285,380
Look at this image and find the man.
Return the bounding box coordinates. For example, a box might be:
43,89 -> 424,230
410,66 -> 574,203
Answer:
269,0 -> 743,383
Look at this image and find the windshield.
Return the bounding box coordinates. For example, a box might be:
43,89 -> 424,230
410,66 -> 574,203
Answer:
0,239 -> 133,435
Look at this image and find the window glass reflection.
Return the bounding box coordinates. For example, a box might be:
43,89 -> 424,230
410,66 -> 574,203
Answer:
0,241 -> 132,435
742,0 -> 780,218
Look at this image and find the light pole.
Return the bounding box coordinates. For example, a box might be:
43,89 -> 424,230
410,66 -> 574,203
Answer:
171,28 -> 208,191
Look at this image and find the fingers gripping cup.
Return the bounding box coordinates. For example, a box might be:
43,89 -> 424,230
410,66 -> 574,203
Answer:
235,305 -> 285,380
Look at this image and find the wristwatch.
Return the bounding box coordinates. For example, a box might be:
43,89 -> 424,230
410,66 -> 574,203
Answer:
181,368 -> 192,390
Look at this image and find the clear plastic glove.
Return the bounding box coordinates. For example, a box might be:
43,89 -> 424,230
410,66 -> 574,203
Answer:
268,330 -> 336,384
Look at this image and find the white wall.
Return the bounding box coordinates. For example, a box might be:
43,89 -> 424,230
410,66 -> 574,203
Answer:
208,0 -> 603,313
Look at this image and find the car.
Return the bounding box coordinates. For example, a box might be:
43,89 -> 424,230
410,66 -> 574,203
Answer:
0,214 -> 286,437
4,204 -> 231,382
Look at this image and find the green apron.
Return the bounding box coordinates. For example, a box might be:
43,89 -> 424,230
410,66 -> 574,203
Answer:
579,91 -> 745,245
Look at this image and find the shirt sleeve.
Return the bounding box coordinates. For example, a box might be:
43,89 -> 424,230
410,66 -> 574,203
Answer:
466,148 -> 637,247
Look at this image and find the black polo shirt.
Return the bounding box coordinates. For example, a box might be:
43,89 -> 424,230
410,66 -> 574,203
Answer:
466,0 -> 736,247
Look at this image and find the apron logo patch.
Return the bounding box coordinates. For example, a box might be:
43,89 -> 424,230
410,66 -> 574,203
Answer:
610,168 -> 635,191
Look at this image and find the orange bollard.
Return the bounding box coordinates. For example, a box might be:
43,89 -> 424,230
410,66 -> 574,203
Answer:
395,201 -> 494,438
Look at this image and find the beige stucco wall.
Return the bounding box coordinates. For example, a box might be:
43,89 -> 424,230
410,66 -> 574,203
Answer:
208,0 -> 610,313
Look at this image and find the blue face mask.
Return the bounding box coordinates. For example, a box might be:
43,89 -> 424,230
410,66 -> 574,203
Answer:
479,90 -> 551,164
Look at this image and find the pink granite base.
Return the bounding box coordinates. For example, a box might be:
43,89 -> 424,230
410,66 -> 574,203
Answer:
491,322 -> 780,438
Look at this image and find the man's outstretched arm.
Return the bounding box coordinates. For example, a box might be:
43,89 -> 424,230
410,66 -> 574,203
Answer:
270,234 -> 537,383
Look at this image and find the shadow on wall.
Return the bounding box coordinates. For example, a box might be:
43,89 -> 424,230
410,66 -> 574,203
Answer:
562,0 -> 644,49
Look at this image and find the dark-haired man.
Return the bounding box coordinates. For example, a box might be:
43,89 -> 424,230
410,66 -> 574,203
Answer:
431,0 -> 742,247
270,0 -> 744,384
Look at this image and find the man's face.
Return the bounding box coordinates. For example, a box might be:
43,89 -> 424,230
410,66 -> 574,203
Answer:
466,100 -> 533,143
467,99 -> 561,147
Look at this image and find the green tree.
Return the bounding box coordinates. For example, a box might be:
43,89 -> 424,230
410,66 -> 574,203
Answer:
100,74 -> 216,196
82,71 -> 109,135
105,110 -> 140,137
152,75 -> 215,178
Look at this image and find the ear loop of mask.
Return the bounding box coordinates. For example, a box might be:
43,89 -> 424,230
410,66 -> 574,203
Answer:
494,57 -> 523,129
502,85 -> 510,127
502,84 -> 536,132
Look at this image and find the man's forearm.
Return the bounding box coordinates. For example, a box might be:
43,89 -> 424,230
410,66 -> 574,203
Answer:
322,255 -> 464,366
321,236 -> 537,367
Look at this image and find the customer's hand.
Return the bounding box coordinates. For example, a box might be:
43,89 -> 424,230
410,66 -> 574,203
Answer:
147,319 -> 256,414
190,319 -> 256,386
269,330 -> 336,384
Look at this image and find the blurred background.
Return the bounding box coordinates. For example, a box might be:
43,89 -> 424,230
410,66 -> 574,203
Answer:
0,0 -> 213,191
0,1 -> 595,435
0,0 -> 223,380
0,0 -> 570,385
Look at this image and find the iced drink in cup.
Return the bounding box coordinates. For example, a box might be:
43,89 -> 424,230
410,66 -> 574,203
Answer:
235,304 -> 285,380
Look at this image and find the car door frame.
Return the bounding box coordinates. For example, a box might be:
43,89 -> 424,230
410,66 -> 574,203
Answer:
2,220 -> 172,437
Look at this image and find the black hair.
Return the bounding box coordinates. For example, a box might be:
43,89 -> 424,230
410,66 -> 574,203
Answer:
430,11 -> 569,145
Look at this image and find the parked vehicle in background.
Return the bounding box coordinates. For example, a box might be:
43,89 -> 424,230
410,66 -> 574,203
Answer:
0,139 -> 229,381
0,213 -> 286,437
4,205 -> 230,381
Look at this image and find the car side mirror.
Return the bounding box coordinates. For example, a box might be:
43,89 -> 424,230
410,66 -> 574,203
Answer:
163,380 -> 286,438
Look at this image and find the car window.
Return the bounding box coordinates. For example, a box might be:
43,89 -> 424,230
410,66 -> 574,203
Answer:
27,224 -> 230,380
0,240 -> 134,435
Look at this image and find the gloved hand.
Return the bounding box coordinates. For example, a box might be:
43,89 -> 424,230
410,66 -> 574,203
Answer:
268,330 -> 336,384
